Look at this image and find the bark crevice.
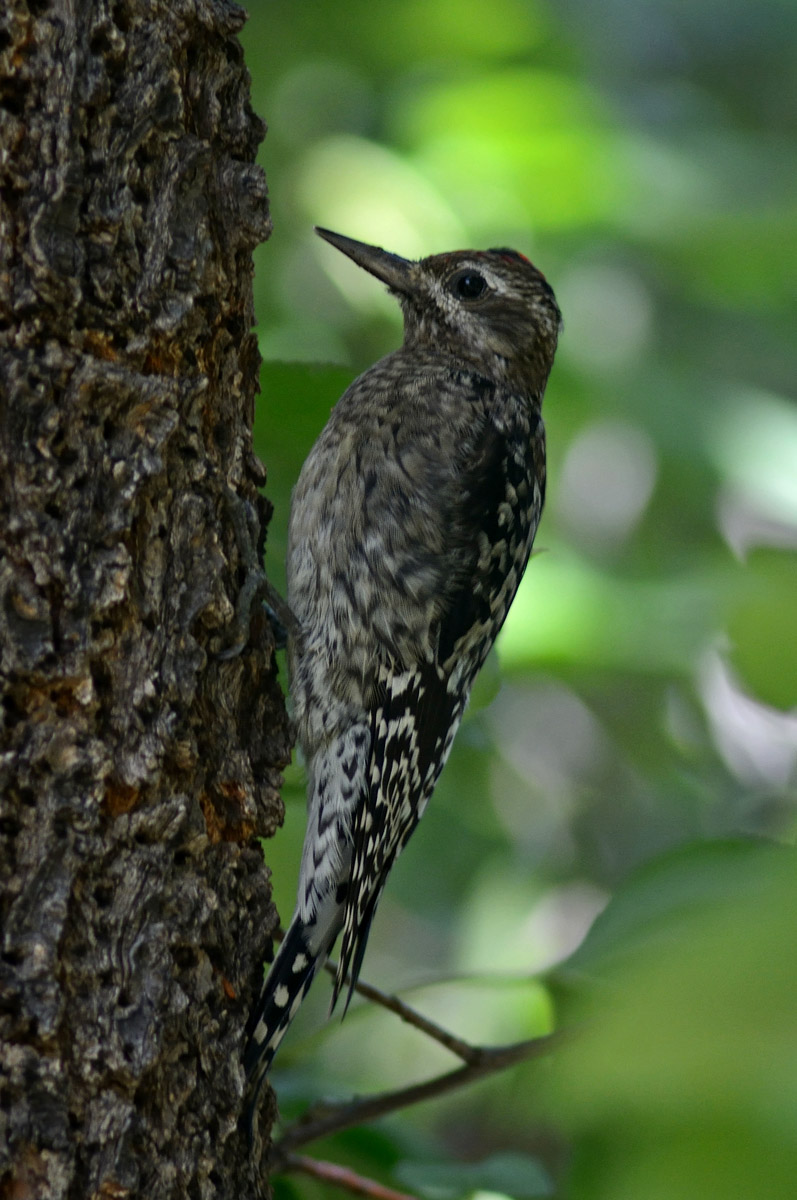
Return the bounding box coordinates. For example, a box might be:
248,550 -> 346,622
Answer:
0,1 -> 286,1195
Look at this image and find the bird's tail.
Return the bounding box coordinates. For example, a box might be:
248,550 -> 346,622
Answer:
242,917 -> 321,1136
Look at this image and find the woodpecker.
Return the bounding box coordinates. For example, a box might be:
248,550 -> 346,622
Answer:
244,227 -> 561,1124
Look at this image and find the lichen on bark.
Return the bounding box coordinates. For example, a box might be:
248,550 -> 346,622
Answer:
0,1 -> 289,1195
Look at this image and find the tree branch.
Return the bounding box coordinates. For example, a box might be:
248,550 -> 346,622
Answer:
269,1031 -> 558,1169
321,956 -> 485,1064
283,1154 -> 418,1200
270,930 -> 499,1064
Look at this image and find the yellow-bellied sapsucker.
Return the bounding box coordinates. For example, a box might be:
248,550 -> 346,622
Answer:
244,227 -> 561,1121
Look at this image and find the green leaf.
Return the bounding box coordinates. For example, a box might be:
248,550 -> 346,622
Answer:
560,838 -> 782,979
546,841 -> 797,1200
396,1152 -> 553,1199
272,1179 -> 304,1200
726,548 -> 797,710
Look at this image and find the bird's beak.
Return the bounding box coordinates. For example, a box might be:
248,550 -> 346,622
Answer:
315,227 -> 414,294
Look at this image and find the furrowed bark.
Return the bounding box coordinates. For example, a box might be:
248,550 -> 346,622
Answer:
0,1 -> 289,1195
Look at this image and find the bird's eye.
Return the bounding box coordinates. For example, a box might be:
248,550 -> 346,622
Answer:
451,270 -> 487,301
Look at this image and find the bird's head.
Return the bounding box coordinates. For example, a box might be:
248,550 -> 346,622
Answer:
316,227 -> 562,397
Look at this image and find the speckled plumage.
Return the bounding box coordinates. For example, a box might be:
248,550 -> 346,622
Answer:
244,229 -> 561,1124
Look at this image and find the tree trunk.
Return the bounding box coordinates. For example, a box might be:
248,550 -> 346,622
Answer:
0,1 -> 290,1196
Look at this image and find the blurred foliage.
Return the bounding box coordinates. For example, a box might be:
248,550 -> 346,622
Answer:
241,0 -> 797,1196
547,841 -> 797,1200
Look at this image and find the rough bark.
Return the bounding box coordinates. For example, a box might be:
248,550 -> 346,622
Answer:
0,1 -> 290,1196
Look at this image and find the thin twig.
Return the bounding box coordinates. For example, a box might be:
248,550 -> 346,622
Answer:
269,1031 -> 559,1169
322,956 -> 482,1064
266,930 -> 560,1170
273,930 -> 496,1064
283,1154 -> 418,1200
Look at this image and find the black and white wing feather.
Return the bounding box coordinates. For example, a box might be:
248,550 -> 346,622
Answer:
332,390 -> 545,1008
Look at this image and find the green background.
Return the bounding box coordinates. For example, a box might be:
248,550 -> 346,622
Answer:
240,1 -> 797,1196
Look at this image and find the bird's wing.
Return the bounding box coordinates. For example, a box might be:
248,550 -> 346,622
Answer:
331,392 -> 545,1008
